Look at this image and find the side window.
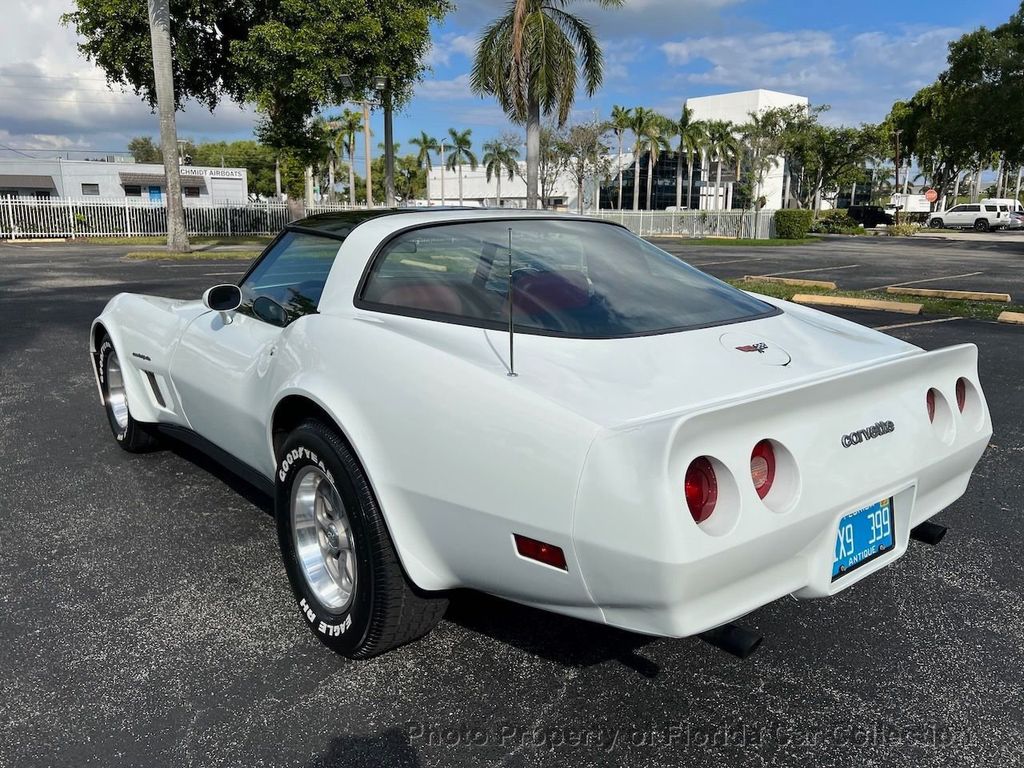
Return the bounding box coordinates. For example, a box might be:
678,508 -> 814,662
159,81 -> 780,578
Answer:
984,205 -> 997,212
238,231 -> 341,326
949,205 -> 964,213
965,205 -> 980,212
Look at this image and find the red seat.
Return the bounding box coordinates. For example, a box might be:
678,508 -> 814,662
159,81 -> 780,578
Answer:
513,271 -> 590,316
377,282 -> 463,315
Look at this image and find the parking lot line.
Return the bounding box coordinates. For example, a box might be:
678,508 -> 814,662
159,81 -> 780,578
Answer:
762,264 -> 860,277
868,271 -> 984,292
873,317 -> 963,331
687,257 -> 766,266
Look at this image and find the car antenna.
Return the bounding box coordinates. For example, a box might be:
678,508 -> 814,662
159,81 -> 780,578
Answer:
507,226 -> 517,377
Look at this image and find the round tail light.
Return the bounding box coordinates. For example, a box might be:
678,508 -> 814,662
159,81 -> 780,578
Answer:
750,440 -> 776,499
926,388 -> 937,422
685,457 -> 718,524
956,378 -> 967,412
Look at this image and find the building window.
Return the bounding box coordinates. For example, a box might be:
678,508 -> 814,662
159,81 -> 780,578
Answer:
183,187 -> 200,198
124,185 -> 142,197
81,183 -> 100,196
34,191 -> 50,200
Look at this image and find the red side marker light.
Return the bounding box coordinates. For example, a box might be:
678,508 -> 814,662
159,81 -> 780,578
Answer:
514,534 -> 568,571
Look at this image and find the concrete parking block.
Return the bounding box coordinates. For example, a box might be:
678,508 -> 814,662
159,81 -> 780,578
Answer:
997,311 -> 1024,325
887,286 -> 1011,303
792,294 -> 923,315
744,275 -> 838,289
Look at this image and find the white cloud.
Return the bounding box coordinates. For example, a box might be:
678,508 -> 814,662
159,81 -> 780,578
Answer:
425,33 -> 479,69
659,26 -> 963,122
417,73 -> 474,101
0,0 -> 255,155
445,0 -> 749,40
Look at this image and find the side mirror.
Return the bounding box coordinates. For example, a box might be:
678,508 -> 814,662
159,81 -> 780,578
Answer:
203,284 -> 242,313
253,296 -> 288,327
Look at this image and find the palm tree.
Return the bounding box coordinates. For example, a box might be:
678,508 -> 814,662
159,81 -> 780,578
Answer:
482,140 -> 521,207
147,0 -> 189,251
409,131 -> 440,205
409,132 -> 439,172
705,120 -> 738,210
445,128 -> 477,205
674,107 -> 707,210
471,0 -> 625,209
334,108 -> 363,206
609,105 -> 631,209
628,107 -> 665,210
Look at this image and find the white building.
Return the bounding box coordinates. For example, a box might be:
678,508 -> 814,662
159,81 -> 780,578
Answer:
425,163 -> 592,211
0,158 -> 249,205
685,89 -> 808,210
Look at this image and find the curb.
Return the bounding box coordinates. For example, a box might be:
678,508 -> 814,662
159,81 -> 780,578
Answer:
745,275 -> 837,290
997,311 -> 1024,325
887,286 -> 1011,303
792,294 -> 923,315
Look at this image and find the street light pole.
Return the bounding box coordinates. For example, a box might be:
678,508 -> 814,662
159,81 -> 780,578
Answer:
362,101 -> 372,207
893,128 -> 903,226
383,85 -> 395,207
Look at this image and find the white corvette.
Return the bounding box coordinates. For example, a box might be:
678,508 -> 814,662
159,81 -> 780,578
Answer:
91,209 -> 992,658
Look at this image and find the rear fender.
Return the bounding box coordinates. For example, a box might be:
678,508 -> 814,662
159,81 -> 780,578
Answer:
268,381 -> 458,592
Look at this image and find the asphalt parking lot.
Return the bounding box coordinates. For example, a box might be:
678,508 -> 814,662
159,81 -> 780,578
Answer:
1,239 -> 1022,768
652,232 -> 1024,299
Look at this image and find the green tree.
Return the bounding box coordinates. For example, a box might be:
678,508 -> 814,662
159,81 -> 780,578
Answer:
942,3 -> 1024,167
445,128 -> 477,205
127,136 -> 162,163
609,105 -> 632,209
628,107 -> 666,210
470,0 -> 624,209
330,109 -> 363,206
482,139 -> 520,207
704,120 -> 740,210
63,0 -> 450,158
558,122 -> 609,214
673,107 -> 707,210
409,131 -> 440,171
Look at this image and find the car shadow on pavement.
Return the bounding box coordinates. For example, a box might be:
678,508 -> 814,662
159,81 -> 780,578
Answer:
306,727 -> 421,768
164,437 -> 274,514
445,590 -> 661,678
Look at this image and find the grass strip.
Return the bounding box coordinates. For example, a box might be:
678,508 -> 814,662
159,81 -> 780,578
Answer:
125,250 -> 261,261
736,278 -> 1024,322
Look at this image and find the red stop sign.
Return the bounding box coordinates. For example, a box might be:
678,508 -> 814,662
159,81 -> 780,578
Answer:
925,188 -> 938,203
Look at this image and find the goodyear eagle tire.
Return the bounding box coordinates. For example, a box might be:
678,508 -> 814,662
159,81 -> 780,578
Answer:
97,335 -> 158,452
275,419 -> 447,657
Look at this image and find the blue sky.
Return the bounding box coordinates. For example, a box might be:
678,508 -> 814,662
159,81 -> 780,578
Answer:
0,0 -> 1019,166
408,0 -> 1019,146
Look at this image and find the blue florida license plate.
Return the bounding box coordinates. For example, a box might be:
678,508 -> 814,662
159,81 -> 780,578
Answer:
832,498 -> 895,581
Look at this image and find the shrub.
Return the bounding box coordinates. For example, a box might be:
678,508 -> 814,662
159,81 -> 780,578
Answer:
886,223 -> 921,237
774,209 -> 814,239
809,210 -> 862,234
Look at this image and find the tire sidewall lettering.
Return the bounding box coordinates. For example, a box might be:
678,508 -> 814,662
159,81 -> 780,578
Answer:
278,445 -> 335,486
277,433 -> 365,650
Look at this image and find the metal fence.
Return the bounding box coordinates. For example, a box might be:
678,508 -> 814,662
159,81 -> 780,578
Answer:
0,196 -> 778,241
593,209 -> 777,239
0,198 -> 371,240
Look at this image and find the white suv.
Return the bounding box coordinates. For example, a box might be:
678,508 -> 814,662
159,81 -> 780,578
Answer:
928,201 -> 1018,231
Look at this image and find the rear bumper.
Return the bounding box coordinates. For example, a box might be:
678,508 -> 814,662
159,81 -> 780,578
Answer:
571,344 -> 992,638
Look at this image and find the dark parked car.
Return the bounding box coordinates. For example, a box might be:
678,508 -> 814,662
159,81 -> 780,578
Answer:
846,205 -> 894,228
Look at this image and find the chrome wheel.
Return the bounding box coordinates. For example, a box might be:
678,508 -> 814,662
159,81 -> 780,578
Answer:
105,350 -> 129,432
291,466 -> 356,612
